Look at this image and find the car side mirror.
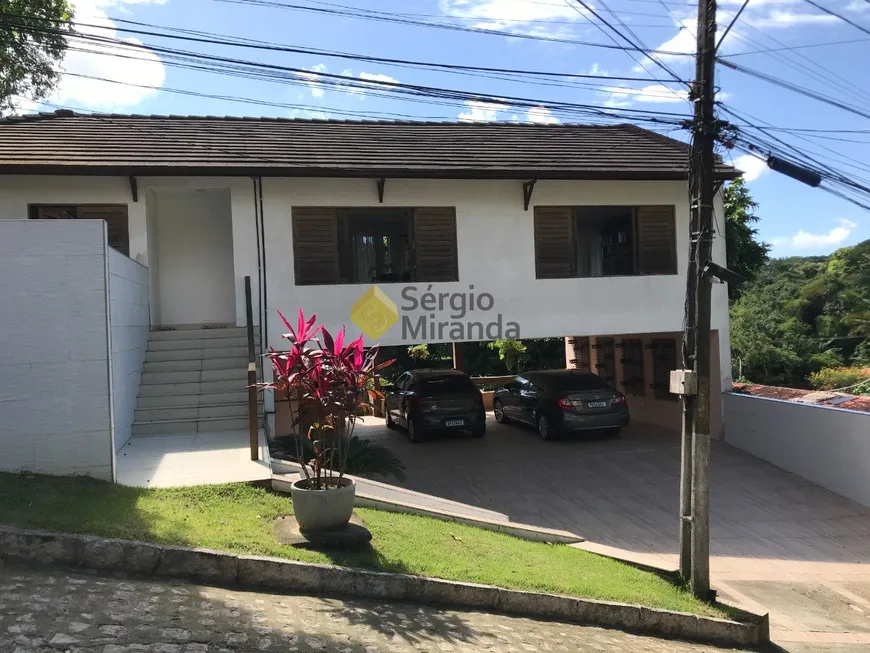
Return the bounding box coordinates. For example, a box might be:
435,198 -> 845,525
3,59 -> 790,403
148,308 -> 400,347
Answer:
503,383 -> 511,390
383,383 -> 395,393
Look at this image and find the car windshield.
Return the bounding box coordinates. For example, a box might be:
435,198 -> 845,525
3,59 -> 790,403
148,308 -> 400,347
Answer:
538,373 -> 612,392
420,375 -> 477,395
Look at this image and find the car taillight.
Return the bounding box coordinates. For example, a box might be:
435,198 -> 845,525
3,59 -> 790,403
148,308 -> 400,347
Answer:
557,397 -> 575,411
612,393 -> 627,405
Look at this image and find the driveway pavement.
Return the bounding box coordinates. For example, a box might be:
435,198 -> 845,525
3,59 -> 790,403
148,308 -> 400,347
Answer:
0,563 -> 755,652
355,415 -> 870,652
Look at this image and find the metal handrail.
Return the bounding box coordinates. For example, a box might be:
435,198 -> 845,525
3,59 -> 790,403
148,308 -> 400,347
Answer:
244,276 -> 259,461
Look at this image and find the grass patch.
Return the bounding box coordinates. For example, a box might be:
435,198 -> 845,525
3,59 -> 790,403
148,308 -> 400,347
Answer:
0,472 -> 723,617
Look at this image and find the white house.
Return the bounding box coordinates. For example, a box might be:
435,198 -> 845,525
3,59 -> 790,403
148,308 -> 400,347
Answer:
0,111 -> 737,482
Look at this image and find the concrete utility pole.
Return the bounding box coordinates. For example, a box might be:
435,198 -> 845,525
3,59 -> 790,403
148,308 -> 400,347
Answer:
682,0 -> 718,599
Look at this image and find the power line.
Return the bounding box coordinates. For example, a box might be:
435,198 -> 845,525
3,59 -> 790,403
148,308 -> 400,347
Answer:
54,14 -> 689,86
719,59 -> 870,121
716,0 -> 749,52
723,37 -> 870,56
1,18 -> 691,125
204,0 -> 698,55
801,0 -> 870,37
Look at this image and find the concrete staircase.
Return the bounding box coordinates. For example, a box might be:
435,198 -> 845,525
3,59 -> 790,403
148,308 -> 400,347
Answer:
132,327 -> 262,437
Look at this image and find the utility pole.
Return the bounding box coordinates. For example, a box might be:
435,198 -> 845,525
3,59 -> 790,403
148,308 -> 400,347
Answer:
682,0 -> 717,599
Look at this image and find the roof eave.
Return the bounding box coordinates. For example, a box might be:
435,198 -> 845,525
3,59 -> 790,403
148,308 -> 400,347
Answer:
0,164 -> 739,181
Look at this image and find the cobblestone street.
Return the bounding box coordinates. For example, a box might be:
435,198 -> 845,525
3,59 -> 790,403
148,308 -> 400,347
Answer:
0,563 -> 753,653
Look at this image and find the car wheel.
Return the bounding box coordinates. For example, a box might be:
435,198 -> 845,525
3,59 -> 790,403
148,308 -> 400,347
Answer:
537,413 -> 557,440
493,400 -> 509,424
407,415 -> 424,443
471,423 -> 486,438
385,410 -> 398,430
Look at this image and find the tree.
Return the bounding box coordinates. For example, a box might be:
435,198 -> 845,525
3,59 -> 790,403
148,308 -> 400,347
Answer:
723,178 -> 770,301
0,1 -> 74,115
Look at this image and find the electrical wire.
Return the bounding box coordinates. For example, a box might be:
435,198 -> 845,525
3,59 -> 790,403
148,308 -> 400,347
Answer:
801,0 -> 870,37
203,0 -> 698,54
723,36 -> 870,56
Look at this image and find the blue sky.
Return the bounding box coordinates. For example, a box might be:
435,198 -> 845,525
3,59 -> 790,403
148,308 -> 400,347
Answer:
23,0 -> 870,258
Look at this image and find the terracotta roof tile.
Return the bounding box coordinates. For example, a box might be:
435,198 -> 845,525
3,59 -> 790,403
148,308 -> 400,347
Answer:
732,383 -> 870,414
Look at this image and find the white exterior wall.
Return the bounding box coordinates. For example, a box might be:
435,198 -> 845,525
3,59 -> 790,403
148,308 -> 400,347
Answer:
724,393 -> 870,508
260,178 -> 730,351
108,250 -> 150,452
0,220 -> 114,480
151,188 -> 236,326
0,176 -> 148,263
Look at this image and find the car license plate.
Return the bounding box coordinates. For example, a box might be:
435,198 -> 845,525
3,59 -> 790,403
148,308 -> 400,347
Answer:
587,401 -> 608,408
445,418 -> 464,427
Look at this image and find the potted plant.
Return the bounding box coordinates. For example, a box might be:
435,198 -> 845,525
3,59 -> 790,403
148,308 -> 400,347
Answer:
257,310 -> 393,532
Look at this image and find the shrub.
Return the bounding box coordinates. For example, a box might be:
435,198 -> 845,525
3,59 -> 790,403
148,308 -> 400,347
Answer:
270,435 -> 406,482
809,366 -> 870,393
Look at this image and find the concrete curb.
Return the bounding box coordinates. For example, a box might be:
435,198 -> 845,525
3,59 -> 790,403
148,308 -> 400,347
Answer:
271,471 -> 583,544
0,526 -> 766,648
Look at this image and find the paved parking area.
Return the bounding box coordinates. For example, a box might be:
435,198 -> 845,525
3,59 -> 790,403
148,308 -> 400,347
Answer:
355,415 -> 870,651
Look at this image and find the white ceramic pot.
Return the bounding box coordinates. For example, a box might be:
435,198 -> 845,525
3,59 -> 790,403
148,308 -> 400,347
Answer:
290,476 -> 356,532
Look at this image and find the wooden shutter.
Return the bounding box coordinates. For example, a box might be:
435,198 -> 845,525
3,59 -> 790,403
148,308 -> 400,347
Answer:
534,207 -> 574,279
292,207 -> 340,285
412,207 -> 458,282
77,205 -> 129,256
637,206 -> 677,275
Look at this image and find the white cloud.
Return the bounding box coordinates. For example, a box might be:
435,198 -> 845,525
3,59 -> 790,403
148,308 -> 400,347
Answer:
733,154 -> 769,182
526,106 -> 559,124
439,0 -> 587,33
588,62 -> 607,77
603,84 -> 688,107
772,219 -> 858,252
12,0 -> 168,113
458,100 -> 507,122
752,10 -> 839,27
298,63 -> 329,99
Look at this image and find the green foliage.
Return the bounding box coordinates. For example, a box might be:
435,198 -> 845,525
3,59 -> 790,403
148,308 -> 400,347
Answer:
0,1 -> 74,114
723,179 -> 771,301
487,339 -> 528,373
731,239 -> 870,387
407,343 -> 430,360
270,435 -> 407,482
809,367 -> 870,394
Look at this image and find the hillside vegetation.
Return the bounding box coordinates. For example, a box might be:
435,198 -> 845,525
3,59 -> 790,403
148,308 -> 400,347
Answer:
730,239 -> 870,390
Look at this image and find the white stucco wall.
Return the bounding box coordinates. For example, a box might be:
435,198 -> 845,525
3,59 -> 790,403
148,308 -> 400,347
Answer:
152,188 -> 236,326
108,249 -> 150,452
724,393 -> 870,508
0,220 -> 114,480
0,174 -> 732,385
260,178 -> 731,352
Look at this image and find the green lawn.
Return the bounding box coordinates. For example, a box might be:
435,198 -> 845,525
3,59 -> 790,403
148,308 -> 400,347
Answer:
0,472 -> 723,617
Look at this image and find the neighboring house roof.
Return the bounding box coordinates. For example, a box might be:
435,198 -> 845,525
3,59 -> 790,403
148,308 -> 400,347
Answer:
732,382 -> 870,414
0,111 -> 739,180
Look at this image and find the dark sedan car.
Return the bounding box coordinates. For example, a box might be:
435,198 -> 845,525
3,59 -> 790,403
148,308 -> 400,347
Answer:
493,370 -> 629,440
385,369 -> 486,442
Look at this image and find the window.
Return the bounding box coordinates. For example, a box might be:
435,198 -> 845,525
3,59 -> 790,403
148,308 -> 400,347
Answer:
394,372 -> 412,391
29,204 -> 129,256
420,375 -> 477,395
292,207 -> 458,285
534,205 -> 677,279
650,338 -> 678,401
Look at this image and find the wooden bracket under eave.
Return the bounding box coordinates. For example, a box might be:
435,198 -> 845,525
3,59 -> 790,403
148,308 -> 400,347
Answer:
129,175 -> 139,202
713,180 -> 724,195
376,177 -> 386,204
523,179 -> 537,211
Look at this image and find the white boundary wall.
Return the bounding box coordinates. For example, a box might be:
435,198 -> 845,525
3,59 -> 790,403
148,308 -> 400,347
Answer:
108,250 -> 150,452
0,220 -> 114,480
724,392 -> 870,508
